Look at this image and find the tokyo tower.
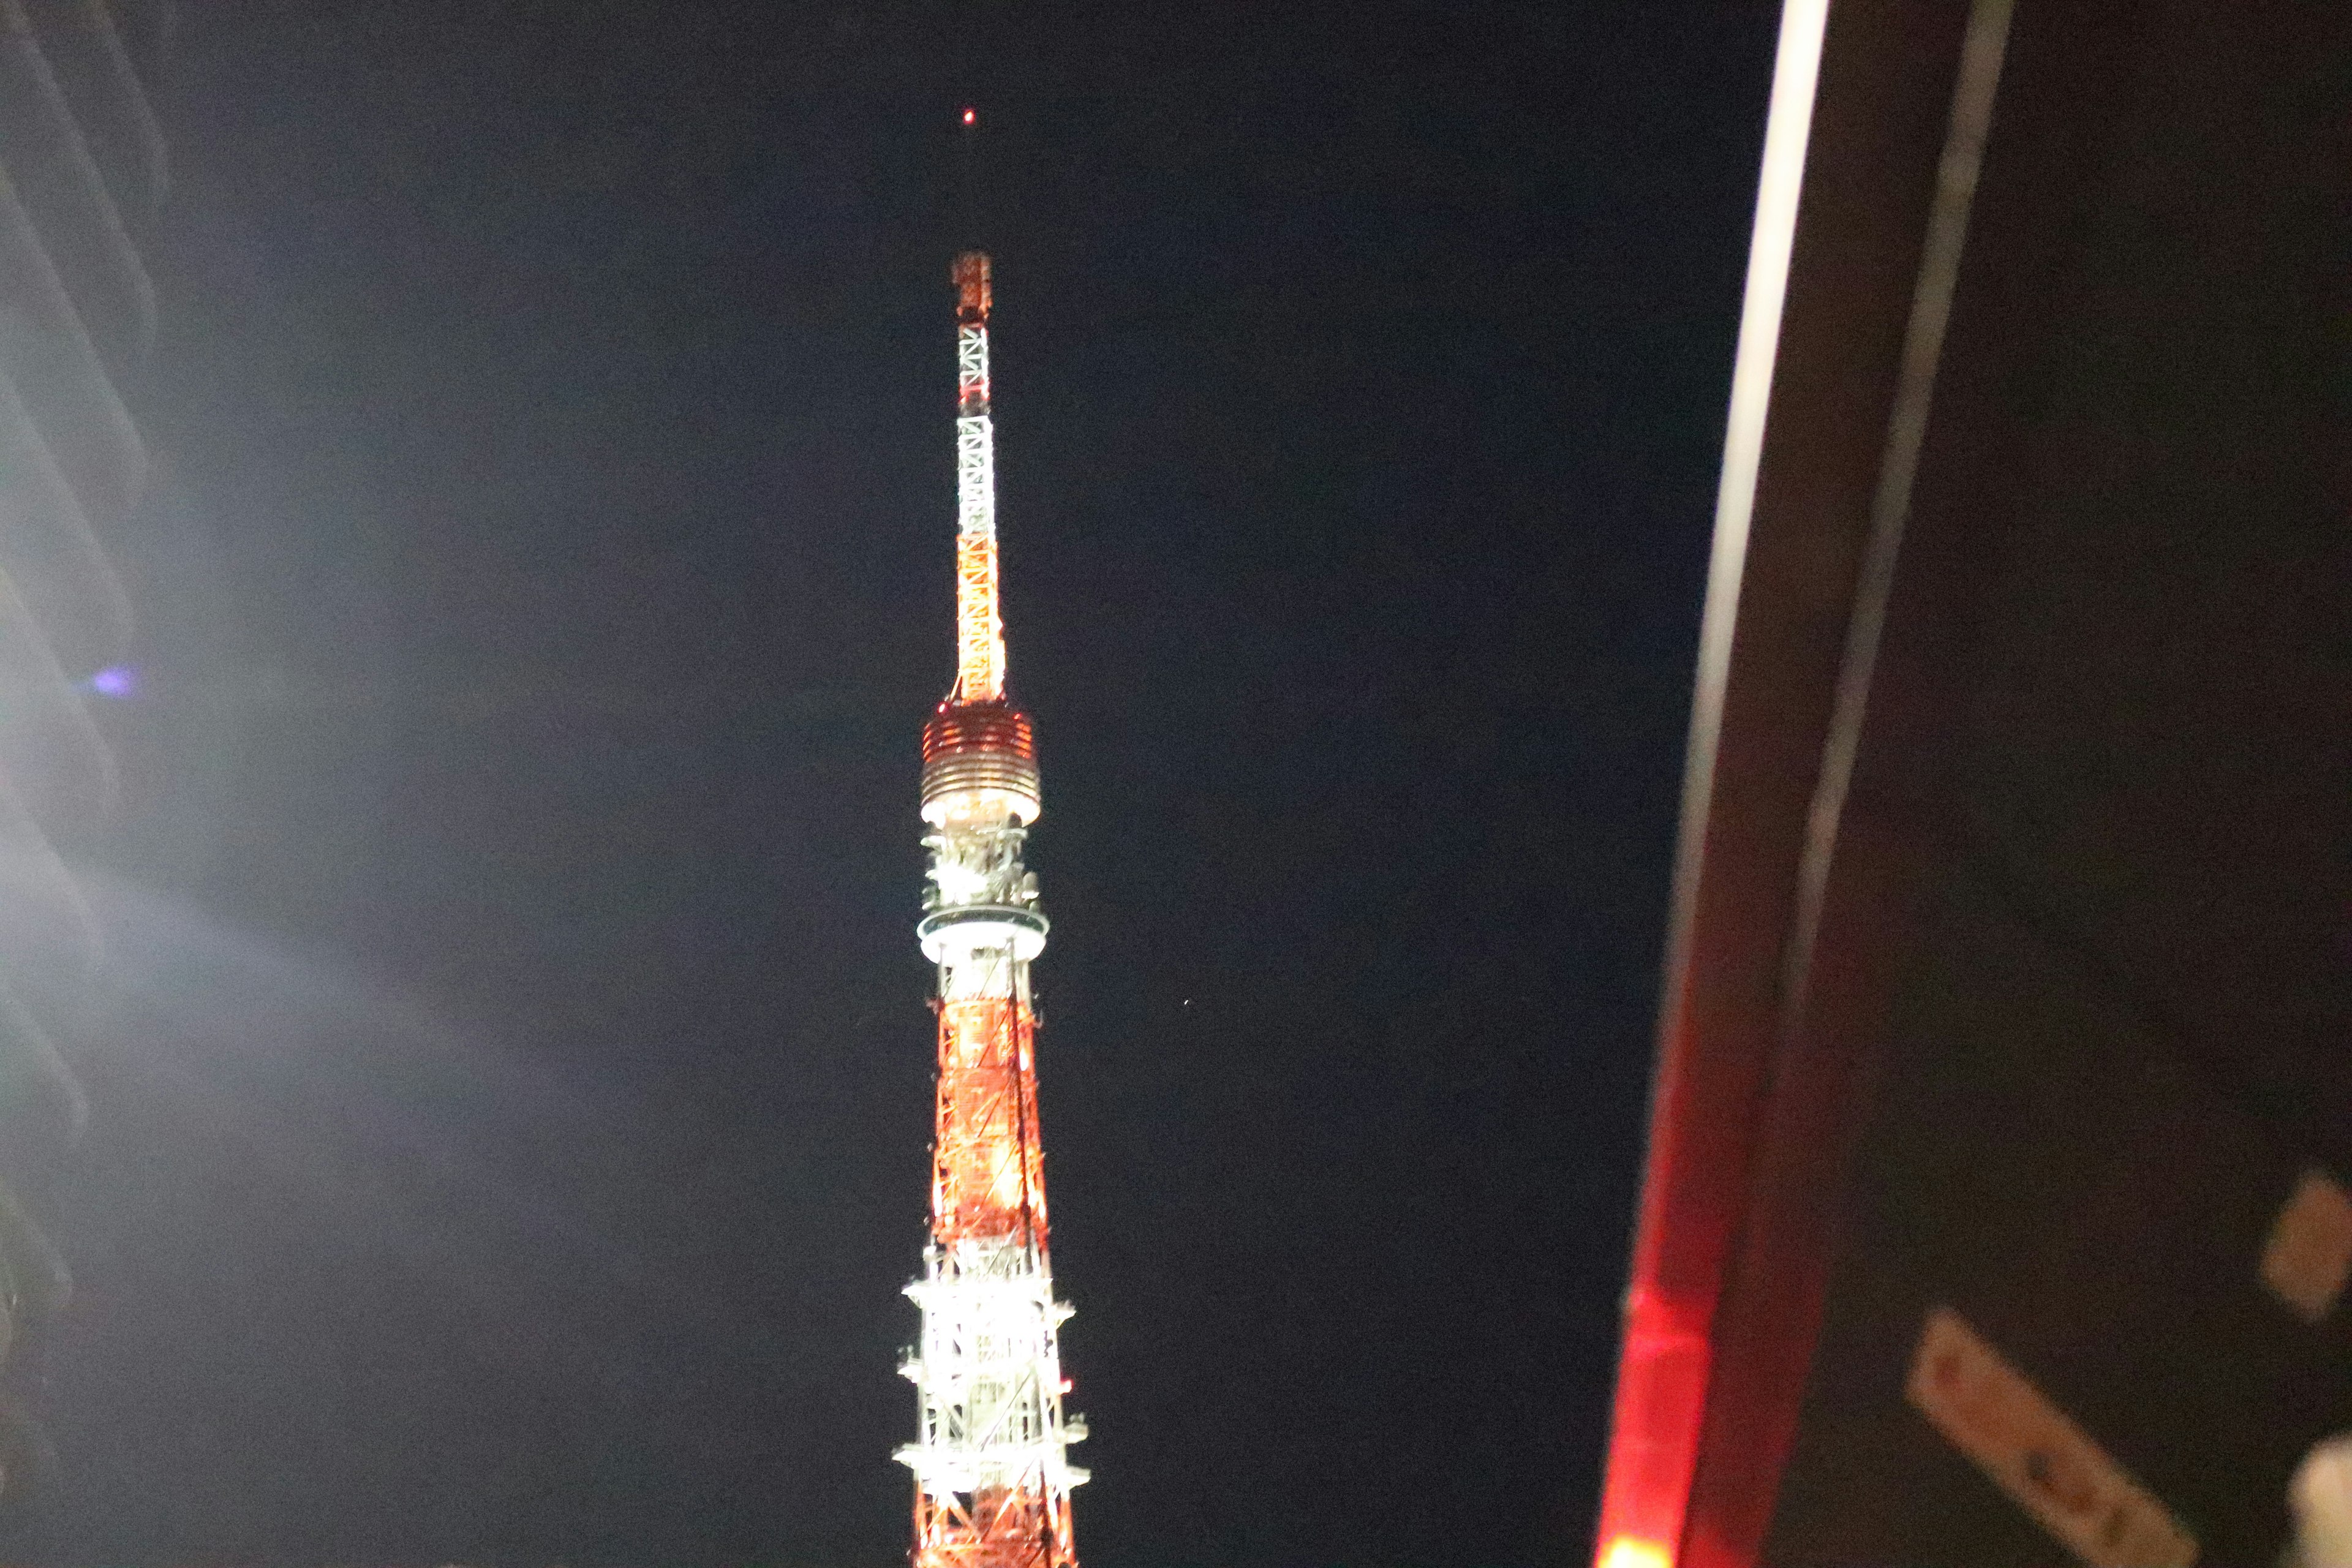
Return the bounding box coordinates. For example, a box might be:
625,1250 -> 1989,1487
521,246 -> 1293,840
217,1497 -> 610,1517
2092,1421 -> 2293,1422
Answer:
894,246 -> 1088,1568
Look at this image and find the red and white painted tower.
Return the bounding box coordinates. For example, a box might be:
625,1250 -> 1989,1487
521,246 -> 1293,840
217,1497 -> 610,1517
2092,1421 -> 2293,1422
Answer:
895,248 -> 1088,1568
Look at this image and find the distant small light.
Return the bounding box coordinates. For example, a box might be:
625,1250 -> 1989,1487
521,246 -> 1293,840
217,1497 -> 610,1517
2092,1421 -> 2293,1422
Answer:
962,108 -> 976,126
89,665 -> 137,699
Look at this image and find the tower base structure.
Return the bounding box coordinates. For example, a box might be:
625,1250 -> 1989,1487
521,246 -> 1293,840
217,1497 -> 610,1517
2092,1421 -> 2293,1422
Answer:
899,1234 -> 1086,1568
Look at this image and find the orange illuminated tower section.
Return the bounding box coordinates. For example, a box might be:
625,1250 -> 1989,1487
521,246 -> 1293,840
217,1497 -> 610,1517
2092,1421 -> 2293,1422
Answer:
895,249 -> 1088,1568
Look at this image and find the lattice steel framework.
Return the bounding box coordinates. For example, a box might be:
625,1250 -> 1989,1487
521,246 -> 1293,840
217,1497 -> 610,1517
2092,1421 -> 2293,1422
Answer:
951,252 -> 1005,704
897,249 -> 1087,1568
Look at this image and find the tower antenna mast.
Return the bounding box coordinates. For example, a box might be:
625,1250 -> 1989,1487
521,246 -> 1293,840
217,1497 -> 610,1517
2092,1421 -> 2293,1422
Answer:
895,118 -> 1089,1568
949,241 -> 1005,707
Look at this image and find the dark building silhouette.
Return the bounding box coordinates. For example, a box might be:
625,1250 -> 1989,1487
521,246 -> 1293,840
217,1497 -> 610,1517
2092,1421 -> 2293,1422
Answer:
1594,3 -> 2348,1567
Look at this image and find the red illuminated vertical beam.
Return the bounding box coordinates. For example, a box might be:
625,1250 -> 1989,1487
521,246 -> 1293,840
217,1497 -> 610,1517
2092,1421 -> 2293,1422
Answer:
1589,6 -> 1833,1564
1591,4 -> 2013,1567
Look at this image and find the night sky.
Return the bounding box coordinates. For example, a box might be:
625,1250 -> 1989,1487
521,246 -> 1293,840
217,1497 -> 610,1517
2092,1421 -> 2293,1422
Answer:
7,4 -> 1774,1564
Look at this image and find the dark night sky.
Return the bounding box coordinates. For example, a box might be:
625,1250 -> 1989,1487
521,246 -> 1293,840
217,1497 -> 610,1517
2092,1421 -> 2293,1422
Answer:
6,3 -> 1774,1564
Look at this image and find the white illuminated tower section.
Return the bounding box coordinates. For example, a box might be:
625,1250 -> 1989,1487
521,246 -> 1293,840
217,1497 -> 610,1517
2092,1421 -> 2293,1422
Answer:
896,249 -> 1088,1568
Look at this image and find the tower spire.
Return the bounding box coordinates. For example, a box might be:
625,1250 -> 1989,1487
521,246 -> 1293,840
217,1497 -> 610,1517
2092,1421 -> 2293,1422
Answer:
951,250 -> 1005,704
896,236 -> 1088,1568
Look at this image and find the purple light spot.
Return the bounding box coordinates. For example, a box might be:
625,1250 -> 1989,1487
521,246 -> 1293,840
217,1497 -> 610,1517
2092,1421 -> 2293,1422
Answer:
90,666 -> 136,699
